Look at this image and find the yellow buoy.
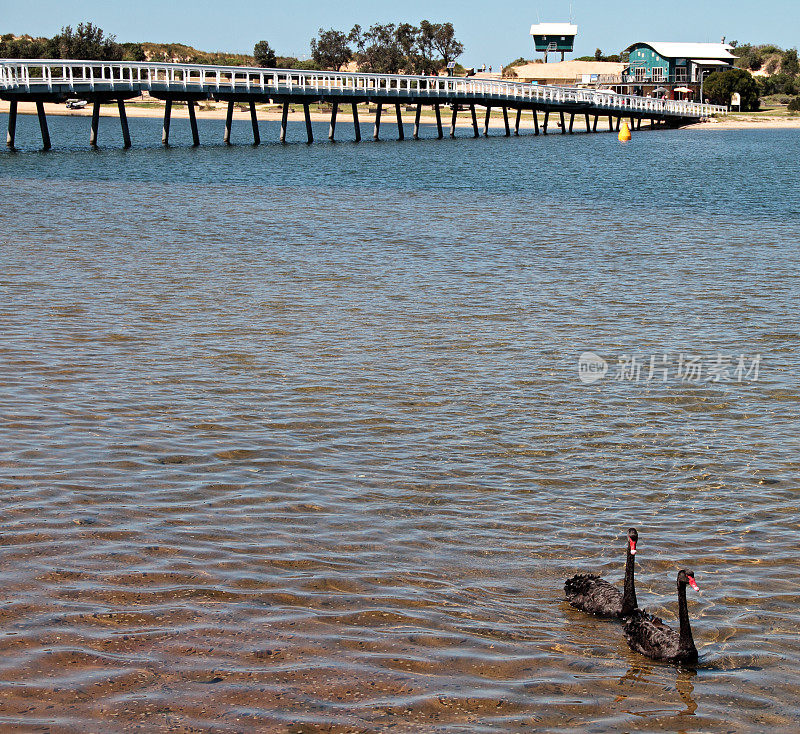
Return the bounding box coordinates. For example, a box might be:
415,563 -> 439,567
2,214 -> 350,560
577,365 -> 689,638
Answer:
618,122 -> 632,142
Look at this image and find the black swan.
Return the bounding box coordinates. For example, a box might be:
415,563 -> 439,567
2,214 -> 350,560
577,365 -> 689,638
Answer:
564,528 -> 638,618
623,569 -> 699,664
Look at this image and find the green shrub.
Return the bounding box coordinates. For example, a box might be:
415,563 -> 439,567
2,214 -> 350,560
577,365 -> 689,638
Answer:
703,68 -> 761,110
788,97 -> 800,112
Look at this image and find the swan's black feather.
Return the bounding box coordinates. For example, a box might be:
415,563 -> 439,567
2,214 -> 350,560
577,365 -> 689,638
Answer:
564,574 -> 624,618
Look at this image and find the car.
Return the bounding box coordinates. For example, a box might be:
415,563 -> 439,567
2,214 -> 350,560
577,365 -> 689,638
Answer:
65,99 -> 87,109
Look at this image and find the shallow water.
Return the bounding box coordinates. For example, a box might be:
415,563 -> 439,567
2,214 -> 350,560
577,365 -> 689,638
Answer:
1,114 -> 799,732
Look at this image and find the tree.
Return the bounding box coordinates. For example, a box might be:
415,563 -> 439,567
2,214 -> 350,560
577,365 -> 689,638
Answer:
52,22 -> 123,60
311,28 -> 352,71
427,21 -> 463,69
703,68 -> 760,110
349,23 -> 404,74
594,48 -> 603,61
121,42 -> 146,62
781,48 -> 799,77
253,40 -> 276,68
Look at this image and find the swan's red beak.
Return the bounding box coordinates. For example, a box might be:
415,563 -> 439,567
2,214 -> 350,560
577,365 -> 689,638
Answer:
688,577 -> 699,591
629,539 -> 636,555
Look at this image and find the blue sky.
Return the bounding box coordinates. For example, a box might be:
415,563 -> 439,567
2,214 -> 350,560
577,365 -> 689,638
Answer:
4,0 -> 798,66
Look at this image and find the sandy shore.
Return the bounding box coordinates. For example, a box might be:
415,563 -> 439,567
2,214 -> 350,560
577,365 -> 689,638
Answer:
687,115 -> 800,129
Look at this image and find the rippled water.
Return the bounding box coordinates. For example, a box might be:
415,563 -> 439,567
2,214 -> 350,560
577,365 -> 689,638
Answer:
1,114 -> 799,732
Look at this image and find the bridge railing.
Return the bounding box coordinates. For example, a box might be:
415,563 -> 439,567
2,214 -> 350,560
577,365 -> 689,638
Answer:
0,59 -> 727,118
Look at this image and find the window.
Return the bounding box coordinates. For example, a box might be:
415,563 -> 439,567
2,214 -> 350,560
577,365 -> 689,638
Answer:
675,66 -> 687,82
651,67 -> 665,82
634,67 -> 648,82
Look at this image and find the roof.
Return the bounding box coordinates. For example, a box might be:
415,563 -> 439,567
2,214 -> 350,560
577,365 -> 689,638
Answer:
626,42 -> 735,60
510,60 -> 627,81
690,58 -> 731,66
529,23 -> 579,36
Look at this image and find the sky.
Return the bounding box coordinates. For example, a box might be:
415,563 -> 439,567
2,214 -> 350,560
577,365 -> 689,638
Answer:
3,0 -> 798,67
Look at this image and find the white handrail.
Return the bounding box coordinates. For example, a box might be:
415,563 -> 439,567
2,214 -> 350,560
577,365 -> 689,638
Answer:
0,59 -> 728,118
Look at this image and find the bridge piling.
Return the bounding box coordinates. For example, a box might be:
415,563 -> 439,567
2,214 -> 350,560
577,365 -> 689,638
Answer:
395,103 -> 404,140
483,106 -> 491,136
593,115 -> 599,132
118,100 -> 131,148
303,103 -> 313,143
329,102 -> 338,140
608,115 -> 614,131
470,105 -> 479,137
162,100 -> 172,145
560,111 -> 566,134
615,117 -> 621,132
6,99 -> 17,148
434,104 -> 443,139
352,103 -> 360,141
36,101 -> 50,150
584,113 -> 591,132
543,111 -> 549,134
413,103 -> 421,139
514,108 -> 521,136
569,113 -> 575,134
187,101 -> 200,146
532,109 -> 539,135
224,100 -> 234,144
249,102 -> 260,145
502,107 -> 510,137
373,102 -> 382,140
90,101 -> 100,146
450,105 -> 457,138
280,101 -> 289,142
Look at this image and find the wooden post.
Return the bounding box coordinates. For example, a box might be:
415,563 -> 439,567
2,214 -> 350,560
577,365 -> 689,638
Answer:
303,102 -> 313,144
36,101 -> 50,151
484,106 -> 491,136
450,104 -> 457,138
543,111 -> 549,134
532,109 -> 539,136
413,103 -> 421,139
502,106 -> 510,136
329,101 -> 338,140
584,113 -> 590,132
224,100 -> 234,144
373,102 -> 382,140
615,116 -> 621,131
560,111 -> 566,134
568,113 -> 575,134
118,99 -> 131,149
514,107 -> 521,135
352,103 -> 361,142
434,103 -> 443,139
250,102 -> 260,145
593,115 -> 599,132
470,105 -> 479,137
6,100 -> 17,148
608,115 -> 614,131
636,117 -> 642,130
187,101 -> 199,146
90,100 -> 101,146
395,103 -> 404,140
280,101 -> 289,142
630,116 -> 635,130
162,99 -> 172,145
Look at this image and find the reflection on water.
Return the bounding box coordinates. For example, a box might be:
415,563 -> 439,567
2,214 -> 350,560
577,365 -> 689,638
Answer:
0,118 -> 799,731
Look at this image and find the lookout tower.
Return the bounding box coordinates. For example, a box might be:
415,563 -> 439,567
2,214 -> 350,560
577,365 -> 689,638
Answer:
530,23 -> 578,62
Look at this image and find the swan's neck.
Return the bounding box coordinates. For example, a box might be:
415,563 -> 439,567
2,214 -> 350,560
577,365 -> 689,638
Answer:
621,546 -> 637,616
677,580 -> 695,652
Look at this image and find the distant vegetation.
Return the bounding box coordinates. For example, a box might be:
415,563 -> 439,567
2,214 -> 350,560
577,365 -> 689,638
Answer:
731,42 -> 800,105
703,67 -> 761,110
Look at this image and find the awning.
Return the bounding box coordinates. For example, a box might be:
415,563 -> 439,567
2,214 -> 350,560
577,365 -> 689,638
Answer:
690,59 -> 730,66
674,86 -> 693,93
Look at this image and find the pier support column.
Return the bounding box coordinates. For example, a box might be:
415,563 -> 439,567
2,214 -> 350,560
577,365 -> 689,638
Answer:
329,102 -> 338,140
187,101 -> 200,146
470,105 -> 479,137
36,101 -> 51,151
514,107 -> 521,135
568,113 -> 575,134
352,103 -> 361,142
224,100 -> 234,144
6,100 -> 17,149
303,102 -> 313,144
615,117 -> 621,132
636,117 -> 642,130
434,104 -> 443,139
450,104 -> 457,138
162,100 -> 172,145
413,103 -> 421,139
532,109 -> 539,135
593,115 -> 599,132
280,101 -> 289,143
90,100 -> 100,146
608,115 -> 614,131
395,103 -> 404,140
560,111 -> 566,134
484,106 -> 491,136
250,102 -> 260,145
584,113 -> 590,132
543,111 -> 549,134
502,106 -> 510,136
629,116 -> 635,130
373,102 -> 382,140
118,99 -> 131,148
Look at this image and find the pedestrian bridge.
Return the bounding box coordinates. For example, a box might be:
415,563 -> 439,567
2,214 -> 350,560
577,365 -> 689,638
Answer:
1,59 -> 727,150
